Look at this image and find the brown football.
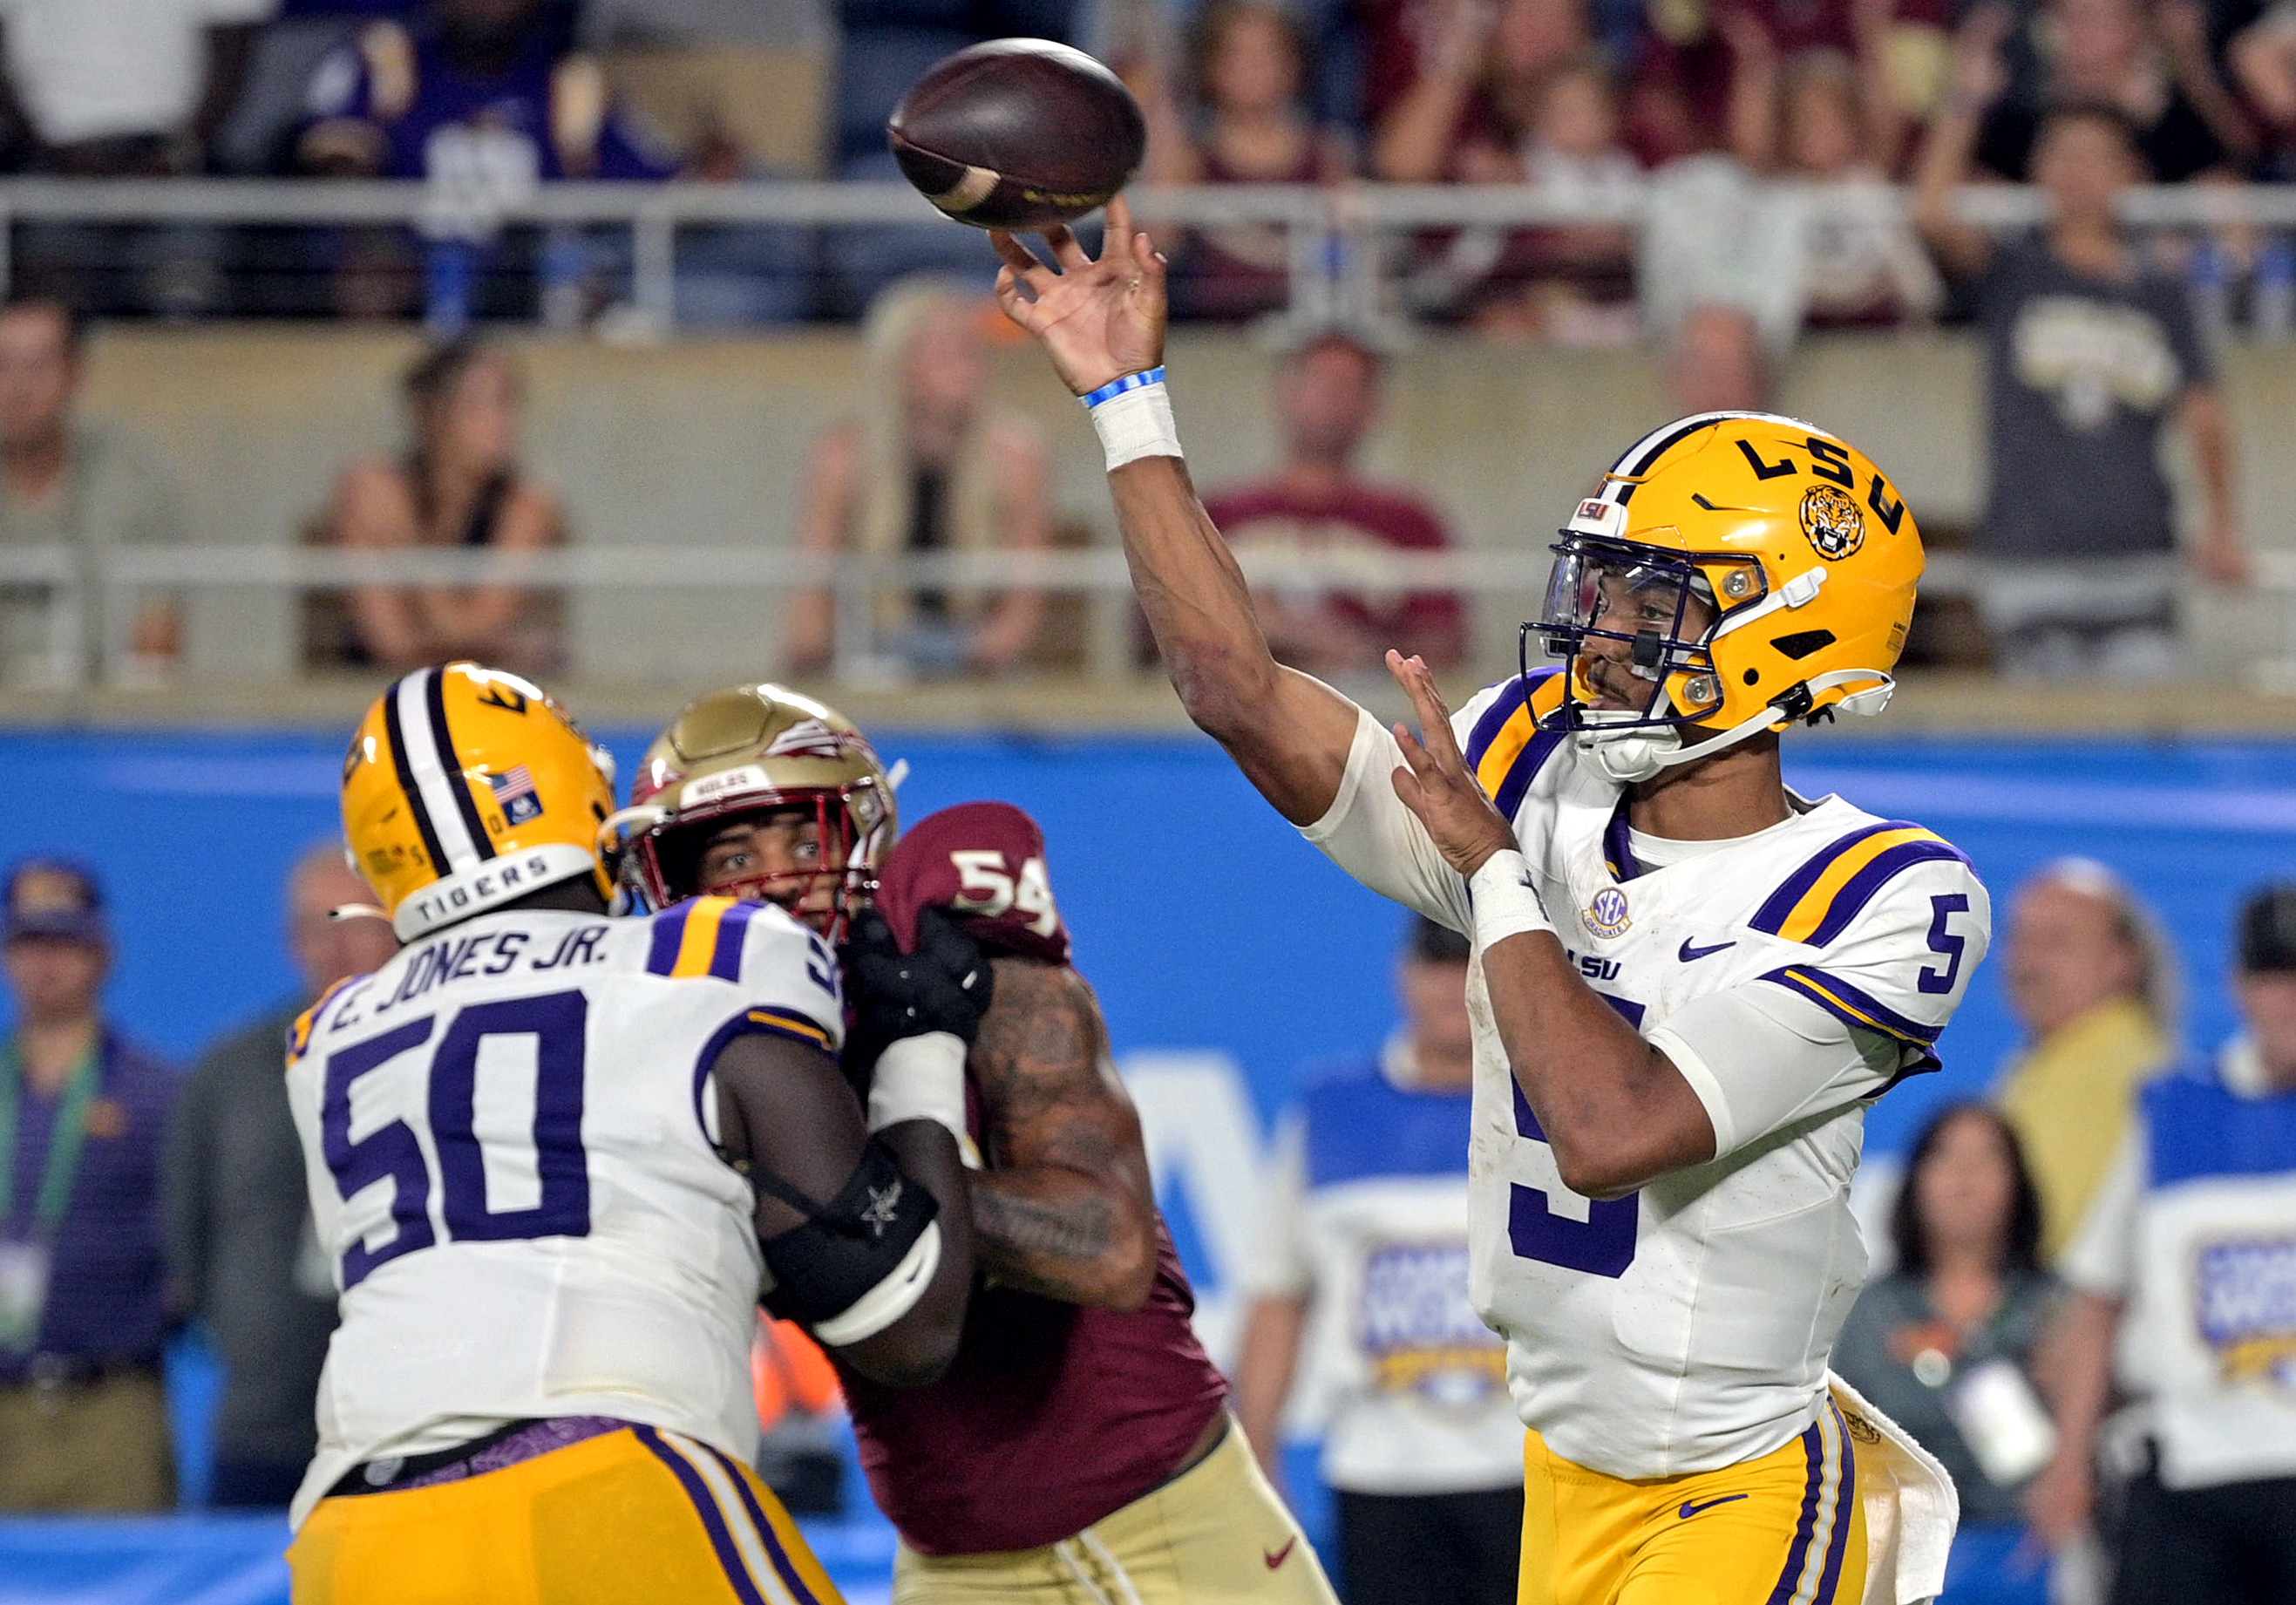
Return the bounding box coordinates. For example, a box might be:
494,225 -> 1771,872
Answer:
888,39 -> 1145,232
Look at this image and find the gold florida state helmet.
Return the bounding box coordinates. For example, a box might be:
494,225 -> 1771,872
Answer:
604,683 -> 898,941
341,663 -> 618,941
1534,411 -> 1923,782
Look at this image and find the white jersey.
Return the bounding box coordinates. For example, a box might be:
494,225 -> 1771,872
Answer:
283,894 -> 843,1528
1303,668 -> 1990,1479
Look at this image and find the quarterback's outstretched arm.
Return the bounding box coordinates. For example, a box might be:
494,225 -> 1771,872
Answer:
991,203 -> 1358,826
712,1033 -> 975,1386
1386,655 -> 1718,1197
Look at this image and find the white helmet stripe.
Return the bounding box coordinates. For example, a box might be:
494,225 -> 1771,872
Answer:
392,668 -> 486,874
1600,411 -> 1837,506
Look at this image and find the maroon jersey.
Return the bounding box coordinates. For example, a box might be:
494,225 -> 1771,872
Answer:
846,803 -> 1231,1554
1201,477 -> 1466,670
843,1221 -> 1229,1554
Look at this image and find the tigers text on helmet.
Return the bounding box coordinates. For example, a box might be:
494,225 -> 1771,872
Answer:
341,663 -> 618,941
1533,411 -> 1922,783
605,683 -> 897,942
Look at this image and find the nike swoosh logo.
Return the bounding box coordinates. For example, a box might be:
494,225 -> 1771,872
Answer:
1678,1494 -> 1749,1520
1264,1538 -> 1297,1569
1678,939 -> 1736,962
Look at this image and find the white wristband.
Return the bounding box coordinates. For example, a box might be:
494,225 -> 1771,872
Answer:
1088,379 -> 1183,473
867,1032 -> 969,1138
1468,849 -> 1554,951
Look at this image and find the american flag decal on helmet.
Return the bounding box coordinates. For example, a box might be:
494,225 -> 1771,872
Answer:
489,764 -> 543,826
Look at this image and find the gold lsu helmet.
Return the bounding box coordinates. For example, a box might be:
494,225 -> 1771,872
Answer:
1534,411 -> 1922,782
604,683 -> 897,941
342,663 -> 617,940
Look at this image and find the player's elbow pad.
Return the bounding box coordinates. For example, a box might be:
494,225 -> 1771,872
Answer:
760,1136 -> 943,1348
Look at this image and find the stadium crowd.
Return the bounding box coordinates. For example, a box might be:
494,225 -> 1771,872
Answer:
0,0 -> 2286,335
6,827 -> 2296,1602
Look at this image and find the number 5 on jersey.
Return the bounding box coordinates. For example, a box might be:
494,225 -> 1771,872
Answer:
1508,993 -> 1640,1278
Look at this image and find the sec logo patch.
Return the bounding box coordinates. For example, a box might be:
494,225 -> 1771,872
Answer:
1583,886 -> 1631,939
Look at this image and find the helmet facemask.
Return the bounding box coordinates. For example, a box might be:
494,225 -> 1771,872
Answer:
615,778 -> 893,943
1536,534 -> 1769,735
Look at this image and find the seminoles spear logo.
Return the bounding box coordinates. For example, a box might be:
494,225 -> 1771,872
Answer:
1800,484 -> 1865,561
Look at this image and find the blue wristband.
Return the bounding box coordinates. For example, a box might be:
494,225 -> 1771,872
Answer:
1081,367 -> 1165,410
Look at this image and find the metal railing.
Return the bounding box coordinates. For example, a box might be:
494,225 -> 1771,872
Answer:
0,175 -> 2283,330
3,541 -> 1999,689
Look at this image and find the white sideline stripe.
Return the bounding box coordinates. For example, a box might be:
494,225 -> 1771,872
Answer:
1790,1403 -> 1846,1605
660,1430 -> 801,1605
393,669 -> 483,872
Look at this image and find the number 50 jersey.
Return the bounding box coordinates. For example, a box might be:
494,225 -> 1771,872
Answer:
1305,668 -> 1991,1482
282,896 -> 843,1529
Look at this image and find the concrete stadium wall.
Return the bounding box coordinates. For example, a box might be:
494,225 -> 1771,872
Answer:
79,324 -> 2296,686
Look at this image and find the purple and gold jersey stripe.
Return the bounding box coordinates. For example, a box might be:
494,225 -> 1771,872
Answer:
648,897 -> 762,981
744,1007 -> 832,1050
1765,1403 -> 1856,1605
1749,823 -> 1968,947
1763,965 -> 1942,1045
1465,669 -> 1570,820
286,975 -> 360,1068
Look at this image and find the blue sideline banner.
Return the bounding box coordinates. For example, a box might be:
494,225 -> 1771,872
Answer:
0,726 -> 2292,1600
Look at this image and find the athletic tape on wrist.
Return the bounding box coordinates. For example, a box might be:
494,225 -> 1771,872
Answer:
1085,374 -> 1183,472
867,1032 -> 969,1138
1468,849 -> 1554,949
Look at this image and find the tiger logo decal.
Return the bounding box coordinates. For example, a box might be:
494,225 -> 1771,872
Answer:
1799,485 -> 1865,561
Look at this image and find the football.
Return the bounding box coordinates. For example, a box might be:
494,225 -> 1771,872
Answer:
888,39 -> 1146,232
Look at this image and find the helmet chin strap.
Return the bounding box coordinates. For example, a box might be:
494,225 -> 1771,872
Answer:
1574,668 -> 1897,785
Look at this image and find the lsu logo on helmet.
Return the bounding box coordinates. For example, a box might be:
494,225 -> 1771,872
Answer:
342,663 -> 616,940
1799,484 -> 1866,561
1535,411 -> 1922,782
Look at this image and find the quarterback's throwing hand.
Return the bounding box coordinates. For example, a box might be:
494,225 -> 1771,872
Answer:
990,196 -> 1167,398
1387,649 -> 1518,879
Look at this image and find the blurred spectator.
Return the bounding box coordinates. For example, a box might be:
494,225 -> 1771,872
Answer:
0,0 -> 270,316
1915,64 -> 2246,679
1396,57 -> 1643,337
162,846 -> 394,1509
2027,883 -> 2296,1600
1370,0 -> 1592,182
1661,301 -> 1771,411
1833,1105 -> 2062,1605
1200,330 -> 1465,674
1972,0 -> 2252,182
1994,860 -> 2177,1264
2232,0 -> 2296,173
297,0 -> 676,324
1727,33 -> 1942,326
788,278 -> 1051,680
0,296 -> 190,689
1235,918 -> 1520,1605
316,337 -> 564,674
0,861 -> 175,1513
1140,1 -> 1352,322
583,0 -> 833,178
1626,0 -> 1953,167
821,0 -> 1076,313
1640,157 -> 1809,392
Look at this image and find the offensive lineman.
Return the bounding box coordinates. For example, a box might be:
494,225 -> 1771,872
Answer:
989,204 -> 1990,1605
610,683 -> 1338,1603
284,663 -> 978,1605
